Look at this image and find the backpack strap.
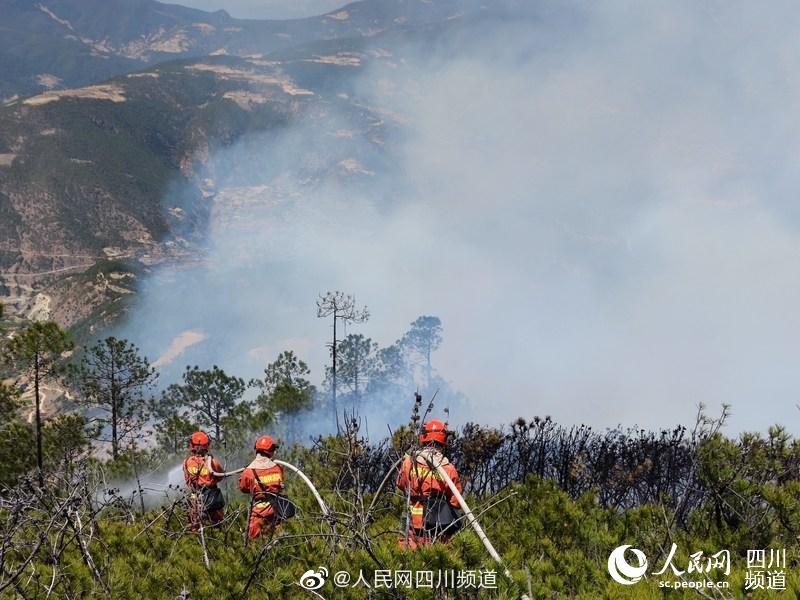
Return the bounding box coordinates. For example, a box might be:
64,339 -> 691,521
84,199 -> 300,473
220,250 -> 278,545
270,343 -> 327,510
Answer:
251,468 -> 274,500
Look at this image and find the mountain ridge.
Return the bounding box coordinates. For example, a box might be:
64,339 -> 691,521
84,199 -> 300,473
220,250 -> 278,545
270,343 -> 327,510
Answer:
0,0 -> 527,334
0,0 -> 485,100
0,47 -> 397,329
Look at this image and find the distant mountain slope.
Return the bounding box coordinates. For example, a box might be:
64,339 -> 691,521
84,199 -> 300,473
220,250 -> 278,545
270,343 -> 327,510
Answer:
0,0 -> 483,99
0,0 -> 529,331
0,46 -> 397,325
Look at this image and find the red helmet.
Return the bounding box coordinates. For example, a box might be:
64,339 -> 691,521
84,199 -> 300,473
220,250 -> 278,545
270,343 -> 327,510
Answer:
254,435 -> 278,454
420,420 -> 448,445
189,431 -> 209,452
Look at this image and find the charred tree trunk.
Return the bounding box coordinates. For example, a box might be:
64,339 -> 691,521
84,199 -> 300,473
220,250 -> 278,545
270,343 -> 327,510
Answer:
215,405 -> 221,443
34,354 -> 43,486
332,315 -> 338,428
110,358 -> 118,461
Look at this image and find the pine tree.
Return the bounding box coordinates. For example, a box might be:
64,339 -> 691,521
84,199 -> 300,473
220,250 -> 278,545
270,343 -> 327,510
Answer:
316,291 -> 369,428
67,337 -> 158,460
3,321 -> 73,485
402,316 -> 443,390
368,342 -> 413,396
0,383 -> 34,487
336,334 -> 377,413
163,365 -> 246,443
251,350 -> 316,439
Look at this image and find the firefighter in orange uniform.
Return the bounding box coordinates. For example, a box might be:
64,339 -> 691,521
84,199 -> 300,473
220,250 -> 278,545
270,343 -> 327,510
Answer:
239,435 -> 292,540
397,419 -> 463,549
183,431 -> 225,531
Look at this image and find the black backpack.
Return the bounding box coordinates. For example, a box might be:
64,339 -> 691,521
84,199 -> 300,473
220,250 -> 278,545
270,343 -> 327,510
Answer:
200,486 -> 225,513
270,494 -> 297,520
252,470 -> 297,521
423,494 -> 460,535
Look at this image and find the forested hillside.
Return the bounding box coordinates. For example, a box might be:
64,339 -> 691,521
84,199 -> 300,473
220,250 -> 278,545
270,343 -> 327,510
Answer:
1,313 -> 799,598
3,0 -> 800,597
1,0 -> 488,99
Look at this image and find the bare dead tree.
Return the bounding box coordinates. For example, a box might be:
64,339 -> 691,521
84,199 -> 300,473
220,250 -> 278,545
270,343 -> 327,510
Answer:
0,462 -> 134,597
316,291 -> 369,429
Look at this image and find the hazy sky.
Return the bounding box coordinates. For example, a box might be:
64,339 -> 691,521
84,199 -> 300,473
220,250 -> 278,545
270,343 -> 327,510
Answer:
176,0 -> 347,19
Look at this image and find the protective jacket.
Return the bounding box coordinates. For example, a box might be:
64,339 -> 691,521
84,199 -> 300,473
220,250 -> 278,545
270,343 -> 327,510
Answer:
239,456 -> 286,539
183,454 -> 223,490
240,455 -> 284,496
183,454 -> 225,531
397,447 -> 462,533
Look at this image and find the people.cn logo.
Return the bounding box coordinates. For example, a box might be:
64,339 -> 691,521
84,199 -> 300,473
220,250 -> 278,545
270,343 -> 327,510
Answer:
607,545 -> 648,585
299,567 -> 328,590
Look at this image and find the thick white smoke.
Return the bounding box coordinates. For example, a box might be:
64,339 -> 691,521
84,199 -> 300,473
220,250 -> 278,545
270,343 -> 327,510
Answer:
126,1 -> 800,433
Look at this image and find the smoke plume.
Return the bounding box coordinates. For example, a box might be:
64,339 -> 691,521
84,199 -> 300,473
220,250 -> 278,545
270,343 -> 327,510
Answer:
124,1 -> 800,433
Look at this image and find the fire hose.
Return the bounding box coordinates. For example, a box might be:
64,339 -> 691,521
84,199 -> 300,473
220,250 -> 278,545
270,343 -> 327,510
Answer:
204,454 -> 528,596
205,457 -> 330,517
369,454 -> 530,599
366,456 -> 404,520
273,460 -> 330,518
421,457 -> 530,600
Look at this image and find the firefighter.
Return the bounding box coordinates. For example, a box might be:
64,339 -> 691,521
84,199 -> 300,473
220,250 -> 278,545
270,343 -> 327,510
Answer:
183,431 -> 225,531
239,435 -> 295,540
397,419 -> 463,549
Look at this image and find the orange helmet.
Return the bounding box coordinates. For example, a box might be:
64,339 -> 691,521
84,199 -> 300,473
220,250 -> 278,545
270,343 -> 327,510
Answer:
420,420 -> 448,445
254,435 -> 278,454
189,431 -> 210,452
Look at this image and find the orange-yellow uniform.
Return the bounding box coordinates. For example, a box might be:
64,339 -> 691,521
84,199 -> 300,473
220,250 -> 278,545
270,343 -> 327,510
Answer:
183,454 -> 225,530
396,447 -> 462,549
239,455 -> 285,539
